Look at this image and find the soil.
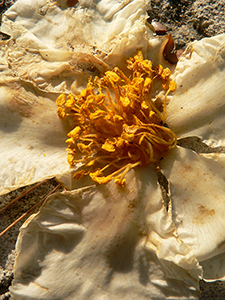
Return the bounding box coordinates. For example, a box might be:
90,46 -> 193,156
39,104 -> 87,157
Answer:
148,0 -> 225,49
0,0 -> 224,299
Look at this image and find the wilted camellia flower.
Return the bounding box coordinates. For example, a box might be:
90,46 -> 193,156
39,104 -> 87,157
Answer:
1,0 -> 225,299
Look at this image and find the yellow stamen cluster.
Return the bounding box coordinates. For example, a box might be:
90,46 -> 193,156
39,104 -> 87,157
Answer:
56,51 -> 177,186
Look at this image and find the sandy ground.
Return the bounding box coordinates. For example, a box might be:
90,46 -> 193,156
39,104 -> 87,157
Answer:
0,1 -> 225,299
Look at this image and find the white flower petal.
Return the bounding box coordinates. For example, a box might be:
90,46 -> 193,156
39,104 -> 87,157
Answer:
0,85 -> 69,195
11,166 -> 201,299
161,147 -> 225,262
167,34 -> 225,142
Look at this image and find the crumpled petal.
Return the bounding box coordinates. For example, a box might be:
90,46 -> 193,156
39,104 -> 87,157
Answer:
1,0 -> 152,94
167,34 -> 225,145
160,147 -> 225,262
11,166 -> 201,300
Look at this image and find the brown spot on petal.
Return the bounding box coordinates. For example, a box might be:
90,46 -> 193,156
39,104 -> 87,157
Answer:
198,204 -> 215,217
193,204 -> 215,225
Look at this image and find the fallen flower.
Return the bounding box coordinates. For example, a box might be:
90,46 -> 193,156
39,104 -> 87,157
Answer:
0,0 -> 225,299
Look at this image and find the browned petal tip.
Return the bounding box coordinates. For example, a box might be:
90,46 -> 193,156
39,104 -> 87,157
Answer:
66,0 -> 78,7
163,34 -> 178,65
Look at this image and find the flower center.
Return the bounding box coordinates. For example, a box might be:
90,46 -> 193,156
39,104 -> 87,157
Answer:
56,51 -> 177,186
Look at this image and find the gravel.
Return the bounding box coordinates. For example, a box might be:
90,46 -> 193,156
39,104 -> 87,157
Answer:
148,0 -> 225,49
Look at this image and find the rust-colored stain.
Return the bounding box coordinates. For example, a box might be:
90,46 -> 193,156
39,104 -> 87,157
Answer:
193,204 -> 215,225
198,204 -> 215,217
183,163 -> 193,172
